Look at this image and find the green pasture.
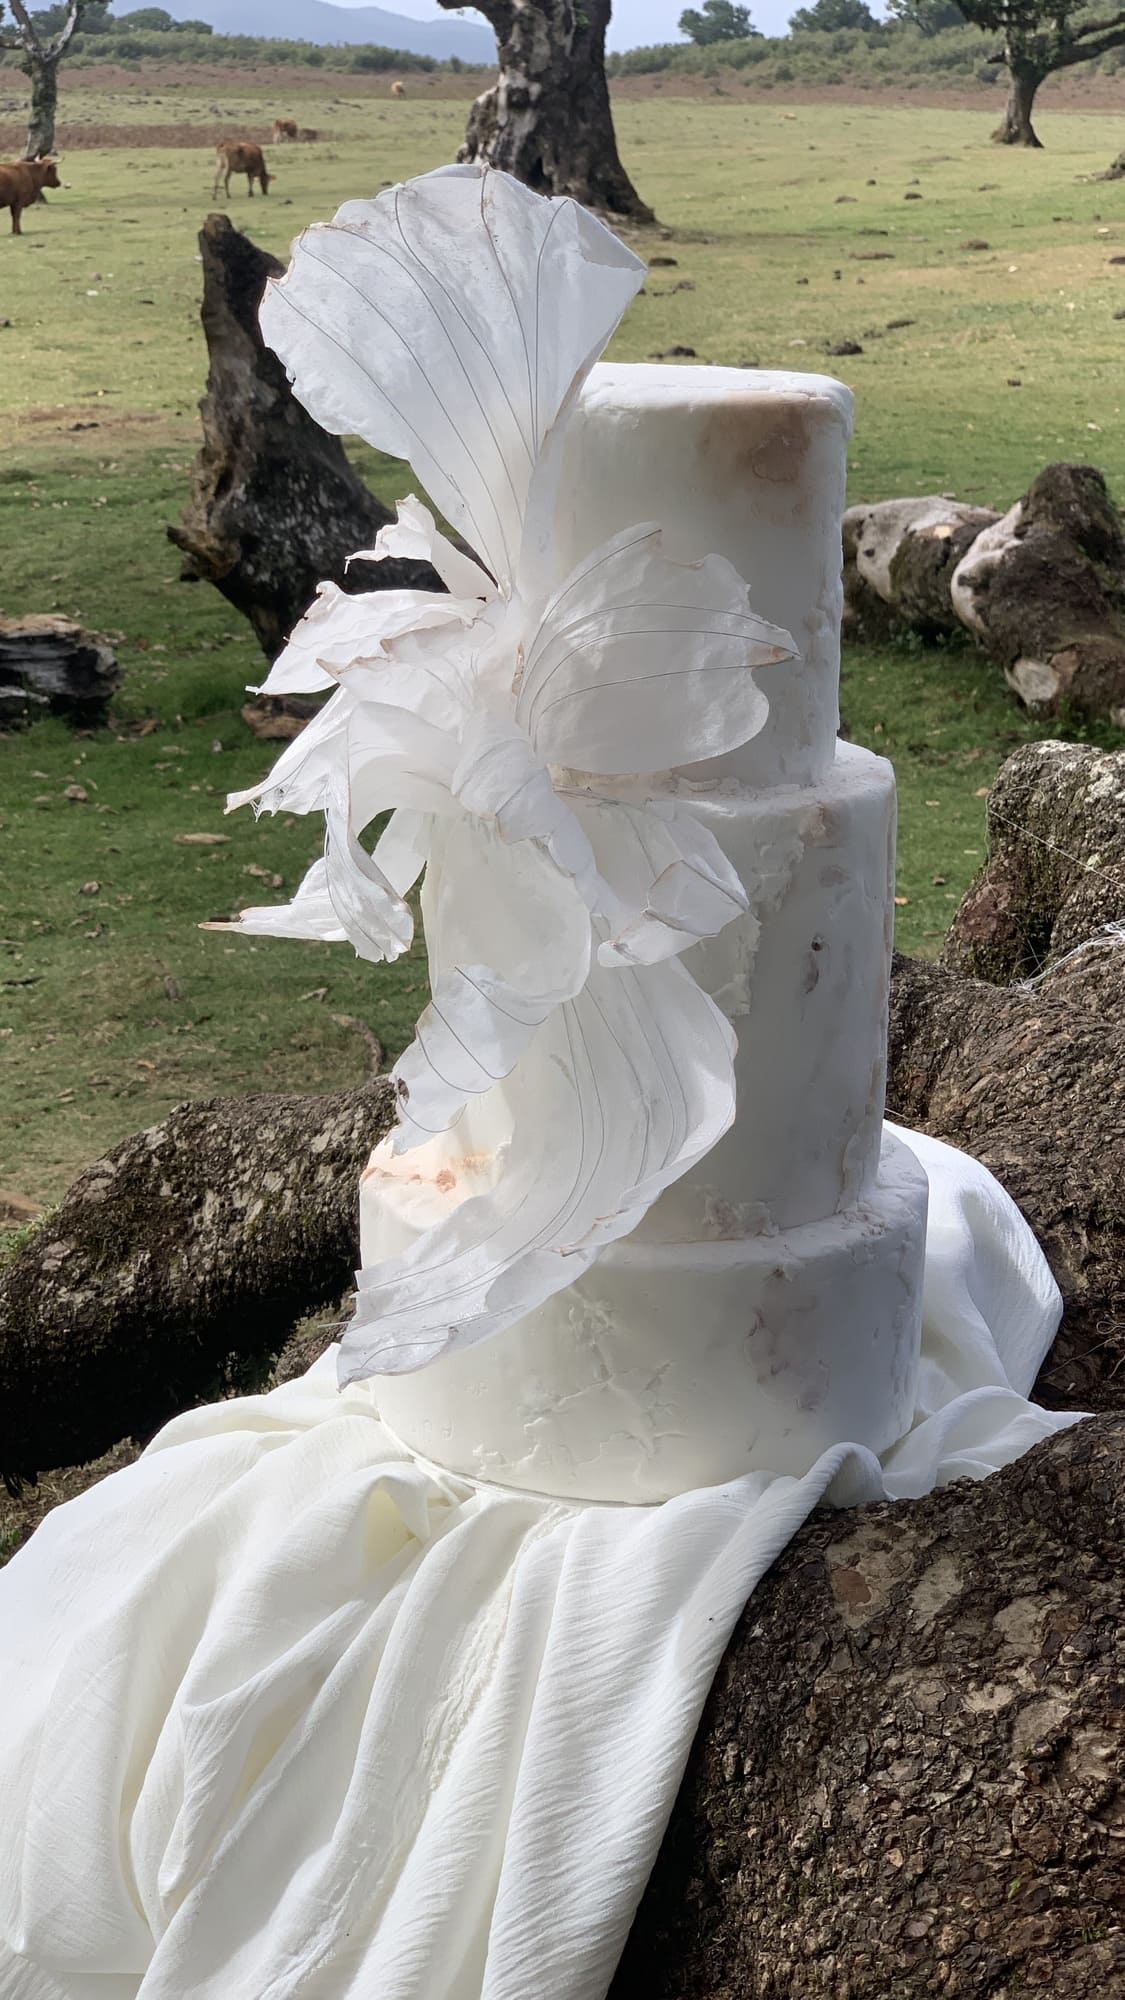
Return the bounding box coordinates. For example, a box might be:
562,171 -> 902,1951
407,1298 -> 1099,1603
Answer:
2,83 -> 1124,1201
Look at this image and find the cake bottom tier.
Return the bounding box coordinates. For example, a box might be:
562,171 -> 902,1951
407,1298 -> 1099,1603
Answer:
367,1131 -> 929,1505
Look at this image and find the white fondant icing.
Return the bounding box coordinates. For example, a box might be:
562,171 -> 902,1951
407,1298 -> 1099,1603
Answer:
364,1132 -> 928,1502
612,739 -> 896,1236
557,364 -> 854,789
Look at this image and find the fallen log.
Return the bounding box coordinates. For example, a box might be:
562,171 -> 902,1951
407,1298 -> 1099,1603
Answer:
841,464 -> 1125,726
614,1414 -> 1125,2000
0,1078 -> 395,1489
167,213 -> 440,662
0,612 -> 121,729
942,740 -> 1125,985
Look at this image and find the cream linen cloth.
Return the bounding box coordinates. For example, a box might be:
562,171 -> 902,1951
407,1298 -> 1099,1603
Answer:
0,1125 -> 1084,2000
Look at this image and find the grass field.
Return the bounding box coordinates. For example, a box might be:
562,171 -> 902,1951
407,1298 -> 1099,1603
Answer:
3,74 -> 1125,1202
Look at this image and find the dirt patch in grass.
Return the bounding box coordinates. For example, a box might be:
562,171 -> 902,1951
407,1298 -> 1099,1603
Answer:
1,121 -> 277,151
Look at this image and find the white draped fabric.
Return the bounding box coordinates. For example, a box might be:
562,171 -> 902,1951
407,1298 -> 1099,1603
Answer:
0,1126 -> 1084,2000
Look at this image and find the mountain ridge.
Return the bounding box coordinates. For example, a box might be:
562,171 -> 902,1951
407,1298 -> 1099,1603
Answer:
111,0 -> 497,62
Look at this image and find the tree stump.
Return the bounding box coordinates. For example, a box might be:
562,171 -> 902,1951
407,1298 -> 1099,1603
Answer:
0,612 -> 121,728
167,214 -> 439,663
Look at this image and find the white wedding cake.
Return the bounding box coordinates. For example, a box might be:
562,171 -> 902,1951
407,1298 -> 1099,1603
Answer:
362,364 -> 929,1502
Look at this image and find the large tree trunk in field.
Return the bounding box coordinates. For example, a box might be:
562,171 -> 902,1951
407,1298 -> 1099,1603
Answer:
22,55 -> 59,161
992,58 -> 1045,147
168,214 -> 440,663
436,0 -> 653,223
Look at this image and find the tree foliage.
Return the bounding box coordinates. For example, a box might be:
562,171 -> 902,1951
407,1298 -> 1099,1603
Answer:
678,1 -> 758,42
883,0 -> 963,31
789,0 -> 877,28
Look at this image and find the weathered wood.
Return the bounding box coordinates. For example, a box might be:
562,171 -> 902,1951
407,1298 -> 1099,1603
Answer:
842,496 -> 999,638
435,0 -> 653,223
614,1414 -> 1125,1999
0,1079 -> 395,1489
942,741 -> 1125,986
0,611 -> 121,728
167,213 -> 439,662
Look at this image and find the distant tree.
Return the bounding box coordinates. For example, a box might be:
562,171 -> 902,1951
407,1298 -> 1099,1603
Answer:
955,0 -> 1125,146
0,0 -> 87,159
884,0 -> 964,29
789,0 -> 877,27
123,6 -> 176,26
434,1 -> 653,222
679,1 -> 758,41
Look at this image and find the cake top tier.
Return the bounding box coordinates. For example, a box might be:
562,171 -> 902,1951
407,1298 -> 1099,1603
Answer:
556,365 -> 854,791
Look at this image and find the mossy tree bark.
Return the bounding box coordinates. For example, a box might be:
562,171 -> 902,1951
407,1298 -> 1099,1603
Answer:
435,0 -> 653,223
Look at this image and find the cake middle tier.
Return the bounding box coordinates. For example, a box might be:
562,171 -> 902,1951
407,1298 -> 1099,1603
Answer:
618,737 -> 896,1240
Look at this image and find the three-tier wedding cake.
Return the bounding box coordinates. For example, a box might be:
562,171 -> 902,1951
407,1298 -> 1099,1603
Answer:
362,364 -> 929,1502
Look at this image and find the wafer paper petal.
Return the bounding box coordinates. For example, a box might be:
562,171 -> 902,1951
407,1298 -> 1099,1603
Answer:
354,494 -> 495,602
254,582 -> 475,698
391,815 -> 592,1150
517,525 -> 793,775
340,952 -> 737,1378
570,797 -> 750,968
258,166 -> 645,591
213,856 -> 347,943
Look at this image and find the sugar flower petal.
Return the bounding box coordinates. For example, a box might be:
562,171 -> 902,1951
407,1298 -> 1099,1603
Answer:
516,524 -> 794,776
258,166 -> 645,592
339,950 -> 737,1379
255,580 -> 480,699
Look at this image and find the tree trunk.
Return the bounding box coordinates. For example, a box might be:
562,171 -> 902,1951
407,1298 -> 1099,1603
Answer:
613,1414 -> 1125,2000
0,1078 -> 396,1491
168,214 -> 441,662
22,52 -> 58,161
992,58 -> 1045,148
436,0 -> 653,223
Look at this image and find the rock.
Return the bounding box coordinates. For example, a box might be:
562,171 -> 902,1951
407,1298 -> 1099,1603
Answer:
0,614 -> 122,730
950,463 -> 1125,722
885,317 -> 915,329
650,344 -> 697,359
843,496 -> 1000,638
167,214 -> 441,663
825,338 -> 863,356
960,237 -> 990,249
904,189 -> 923,199
615,1417 -> 1125,1999
648,255 -> 678,267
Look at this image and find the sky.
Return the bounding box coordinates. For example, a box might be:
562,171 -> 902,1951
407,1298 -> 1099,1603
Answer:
329,1 -> 816,50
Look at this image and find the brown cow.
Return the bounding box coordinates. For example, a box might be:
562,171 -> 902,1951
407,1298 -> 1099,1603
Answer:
0,156 -> 60,237
298,128 -> 319,143
272,118 -> 298,143
390,80 -> 406,98
213,141 -> 271,200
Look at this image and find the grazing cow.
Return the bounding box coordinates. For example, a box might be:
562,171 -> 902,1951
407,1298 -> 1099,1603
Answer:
390,80 -> 406,98
213,141 -> 271,200
272,118 -> 298,143
0,156 -> 60,236
298,127 -> 318,143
